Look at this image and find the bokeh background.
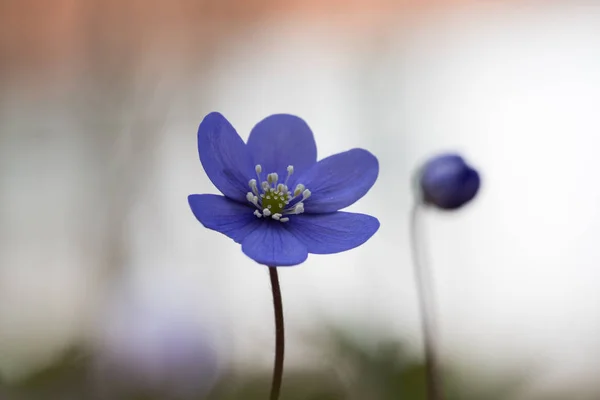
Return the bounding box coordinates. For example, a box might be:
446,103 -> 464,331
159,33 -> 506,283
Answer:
2,0 -> 600,398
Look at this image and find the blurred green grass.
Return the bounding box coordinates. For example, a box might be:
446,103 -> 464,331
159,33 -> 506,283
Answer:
3,330 -> 529,400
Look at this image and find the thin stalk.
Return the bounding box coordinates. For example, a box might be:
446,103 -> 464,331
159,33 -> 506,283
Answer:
409,203 -> 444,400
268,267 -> 285,400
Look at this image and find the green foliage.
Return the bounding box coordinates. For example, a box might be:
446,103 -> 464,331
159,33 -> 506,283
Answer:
0,330 -> 534,399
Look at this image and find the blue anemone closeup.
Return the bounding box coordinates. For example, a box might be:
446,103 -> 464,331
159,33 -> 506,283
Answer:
188,112 -> 380,267
419,153 -> 480,210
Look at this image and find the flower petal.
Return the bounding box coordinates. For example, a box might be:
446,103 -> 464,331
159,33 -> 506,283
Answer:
246,114 -> 317,178
188,194 -> 260,243
288,212 -> 379,254
298,148 -> 379,213
197,112 -> 255,202
241,222 -> 308,266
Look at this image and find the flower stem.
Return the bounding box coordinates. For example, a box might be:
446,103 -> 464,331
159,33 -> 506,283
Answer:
268,266 -> 285,400
409,203 -> 444,400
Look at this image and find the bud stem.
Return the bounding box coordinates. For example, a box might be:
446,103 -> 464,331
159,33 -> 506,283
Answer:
409,203 -> 445,400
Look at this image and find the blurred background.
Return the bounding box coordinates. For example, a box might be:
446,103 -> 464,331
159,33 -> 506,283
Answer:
2,0 -> 600,398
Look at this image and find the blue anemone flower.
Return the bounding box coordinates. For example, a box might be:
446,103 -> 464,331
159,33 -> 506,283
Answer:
188,112 -> 380,267
419,153 -> 480,210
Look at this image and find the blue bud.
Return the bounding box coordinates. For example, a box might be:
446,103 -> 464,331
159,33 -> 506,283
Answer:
419,153 -> 481,210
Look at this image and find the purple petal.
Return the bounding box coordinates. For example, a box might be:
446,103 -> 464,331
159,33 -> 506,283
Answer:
197,112 -> 255,202
241,222 -> 308,266
188,194 -> 260,243
246,114 -> 317,179
297,148 -> 379,213
288,212 -> 379,254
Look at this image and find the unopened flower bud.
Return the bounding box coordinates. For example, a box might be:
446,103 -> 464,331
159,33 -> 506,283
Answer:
418,153 -> 480,210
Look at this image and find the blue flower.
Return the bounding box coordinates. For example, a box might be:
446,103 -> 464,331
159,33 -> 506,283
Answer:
419,153 -> 481,210
188,112 -> 380,267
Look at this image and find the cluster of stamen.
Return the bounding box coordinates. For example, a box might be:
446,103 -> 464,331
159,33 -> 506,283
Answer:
246,164 -> 311,222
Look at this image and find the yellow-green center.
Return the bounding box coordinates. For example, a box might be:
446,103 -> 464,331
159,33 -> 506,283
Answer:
246,164 -> 311,223
261,188 -> 290,214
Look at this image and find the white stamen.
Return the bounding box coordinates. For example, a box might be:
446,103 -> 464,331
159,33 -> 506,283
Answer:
254,210 -> 262,218
293,202 -> 304,214
272,213 -> 282,220
263,208 -> 271,217
285,165 -> 294,185
277,183 -> 284,192
302,189 -> 311,200
280,217 -> 289,222
294,184 -> 305,197
249,179 -> 258,194
246,192 -> 260,207
267,173 -> 279,185
255,165 -> 262,174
